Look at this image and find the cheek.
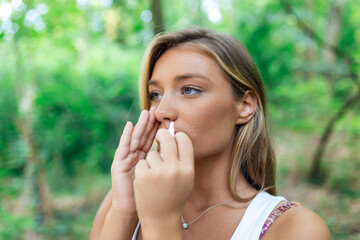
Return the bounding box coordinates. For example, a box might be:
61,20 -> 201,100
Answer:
181,99 -> 237,158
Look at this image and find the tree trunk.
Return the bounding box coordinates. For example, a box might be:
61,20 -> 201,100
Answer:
152,0 -> 164,35
309,88 -> 360,179
14,119 -> 53,222
13,37 -> 53,225
309,0 -> 347,180
321,0 -> 345,95
305,0 -> 315,79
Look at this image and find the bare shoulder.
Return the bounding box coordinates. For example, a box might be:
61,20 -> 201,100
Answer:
89,189 -> 112,240
262,205 -> 331,240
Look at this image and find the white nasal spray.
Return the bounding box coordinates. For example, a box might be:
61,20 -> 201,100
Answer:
168,121 -> 175,137
160,121 -> 174,160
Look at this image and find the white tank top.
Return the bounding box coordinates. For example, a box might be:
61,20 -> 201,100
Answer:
131,191 -> 286,240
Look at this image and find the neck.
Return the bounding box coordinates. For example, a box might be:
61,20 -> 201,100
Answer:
184,143 -> 249,211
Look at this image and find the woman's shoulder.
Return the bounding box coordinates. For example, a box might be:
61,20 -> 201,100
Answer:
261,203 -> 331,240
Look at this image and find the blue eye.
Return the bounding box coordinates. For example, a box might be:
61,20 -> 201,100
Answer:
182,87 -> 202,96
148,92 -> 163,101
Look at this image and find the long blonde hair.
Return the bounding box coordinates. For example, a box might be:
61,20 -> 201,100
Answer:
138,27 -> 276,200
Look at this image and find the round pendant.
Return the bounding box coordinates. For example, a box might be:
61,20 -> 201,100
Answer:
182,223 -> 189,229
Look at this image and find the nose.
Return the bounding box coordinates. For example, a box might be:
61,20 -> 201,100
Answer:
154,92 -> 177,127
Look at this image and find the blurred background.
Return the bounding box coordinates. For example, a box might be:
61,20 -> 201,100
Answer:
0,0 -> 359,239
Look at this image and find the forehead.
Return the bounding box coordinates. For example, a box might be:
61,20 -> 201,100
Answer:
150,46 -> 224,81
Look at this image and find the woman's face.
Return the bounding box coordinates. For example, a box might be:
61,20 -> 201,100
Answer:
149,46 -> 241,161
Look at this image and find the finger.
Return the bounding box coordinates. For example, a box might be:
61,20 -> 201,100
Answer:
130,110 -> 149,152
143,121 -> 160,152
175,132 -> 194,166
139,106 -> 157,148
115,121 -> 133,160
156,129 -> 178,162
146,151 -> 162,168
134,159 -> 150,179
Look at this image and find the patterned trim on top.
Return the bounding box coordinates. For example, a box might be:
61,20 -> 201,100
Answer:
259,201 -> 302,239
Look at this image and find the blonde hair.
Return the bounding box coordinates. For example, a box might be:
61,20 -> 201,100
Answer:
139,27 -> 276,200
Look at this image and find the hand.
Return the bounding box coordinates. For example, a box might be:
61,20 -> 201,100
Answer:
110,107 -> 159,215
133,129 -> 195,225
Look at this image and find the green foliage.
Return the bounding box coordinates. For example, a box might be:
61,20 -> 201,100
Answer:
0,207 -> 33,240
270,77 -> 334,132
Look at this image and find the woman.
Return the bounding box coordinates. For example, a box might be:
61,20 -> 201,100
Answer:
90,27 -> 330,240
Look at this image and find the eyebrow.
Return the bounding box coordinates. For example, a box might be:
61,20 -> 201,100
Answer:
148,73 -> 211,86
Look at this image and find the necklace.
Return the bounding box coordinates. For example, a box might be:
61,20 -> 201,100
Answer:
180,184 -> 249,229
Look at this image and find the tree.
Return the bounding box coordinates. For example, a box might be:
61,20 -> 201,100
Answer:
279,0 -> 360,180
152,0 -> 164,35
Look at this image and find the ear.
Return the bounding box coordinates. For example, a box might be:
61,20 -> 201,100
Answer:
235,90 -> 258,125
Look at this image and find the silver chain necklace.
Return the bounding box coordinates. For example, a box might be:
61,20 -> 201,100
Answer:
180,185 -> 249,229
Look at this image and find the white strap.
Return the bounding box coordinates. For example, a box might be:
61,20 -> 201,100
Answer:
131,221 -> 141,240
132,191 -> 285,240
230,191 -> 286,240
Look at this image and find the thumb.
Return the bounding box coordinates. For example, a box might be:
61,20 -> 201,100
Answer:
175,132 -> 194,166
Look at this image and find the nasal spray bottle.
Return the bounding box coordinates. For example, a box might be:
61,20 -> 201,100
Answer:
160,121 -> 174,160
168,121 -> 175,137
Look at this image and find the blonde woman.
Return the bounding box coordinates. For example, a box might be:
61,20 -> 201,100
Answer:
90,28 -> 330,240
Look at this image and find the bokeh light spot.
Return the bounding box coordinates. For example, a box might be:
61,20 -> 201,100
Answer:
140,10 -> 152,23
